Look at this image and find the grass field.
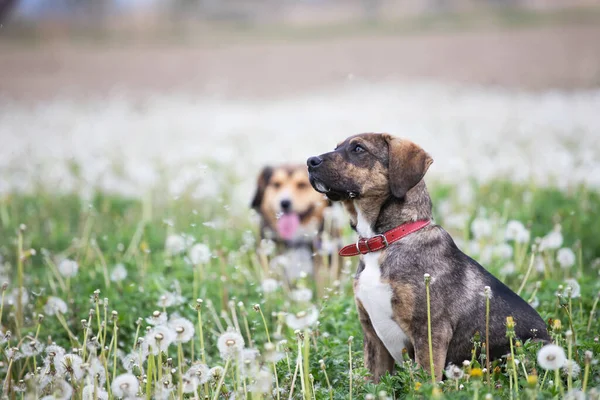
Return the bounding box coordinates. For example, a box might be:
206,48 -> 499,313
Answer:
1,15 -> 600,397
0,174 -> 599,399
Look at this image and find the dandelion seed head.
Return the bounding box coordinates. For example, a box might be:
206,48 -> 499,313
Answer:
563,279 -> 581,298
249,368 -> 273,394
289,288 -> 313,303
537,344 -> 567,370
6,287 -> 29,307
471,218 -> 493,240
285,307 -> 319,330
187,362 -> 211,385
56,354 -> 84,380
505,220 -> 530,243
557,248 -> 576,269
111,373 -> 139,398
121,352 -> 146,373
564,390 -> 586,400
143,325 -> 175,355
58,259 -> 79,278
445,364 -> 464,380
539,226 -> 563,251
181,374 -> 199,394
494,243 -> 514,260
82,385 -> 109,400
146,310 -> 168,326
188,243 -> 211,265
21,339 -> 44,357
168,317 -> 195,343
210,366 -> 224,381
44,296 -> 68,316
217,330 -> 245,360
165,234 -> 187,256
110,263 -> 128,282
86,357 -> 107,387
157,291 -> 185,308
561,359 -> 581,378
260,279 -> 280,294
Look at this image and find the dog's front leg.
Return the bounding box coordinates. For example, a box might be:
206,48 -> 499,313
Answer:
356,299 -> 395,382
413,326 -> 451,382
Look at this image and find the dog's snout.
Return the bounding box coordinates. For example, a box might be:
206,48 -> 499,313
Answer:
280,199 -> 292,211
307,156 -> 323,168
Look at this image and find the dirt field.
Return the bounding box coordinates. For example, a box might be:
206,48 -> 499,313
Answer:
1,24 -> 600,102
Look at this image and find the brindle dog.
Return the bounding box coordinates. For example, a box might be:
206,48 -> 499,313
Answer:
307,133 -> 550,382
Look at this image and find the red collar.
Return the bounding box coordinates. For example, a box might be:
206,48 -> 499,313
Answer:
339,220 -> 431,257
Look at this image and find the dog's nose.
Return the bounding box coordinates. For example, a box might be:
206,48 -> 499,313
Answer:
307,156 -> 322,168
280,199 -> 292,211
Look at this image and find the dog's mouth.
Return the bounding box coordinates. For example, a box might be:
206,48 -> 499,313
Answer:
313,180 -> 330,194
275,205 -> 315,241
309,176 -> 357,202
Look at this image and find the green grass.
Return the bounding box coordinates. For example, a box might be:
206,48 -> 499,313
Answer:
0,179 -> 599,399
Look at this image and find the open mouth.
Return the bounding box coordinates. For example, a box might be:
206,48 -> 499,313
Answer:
313,180 -> 330,194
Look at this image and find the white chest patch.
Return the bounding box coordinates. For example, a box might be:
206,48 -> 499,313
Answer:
355,209 -> 408,364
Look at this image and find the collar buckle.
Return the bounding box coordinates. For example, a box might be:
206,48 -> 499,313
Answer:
355,237 -> 372,254
373,233 -> 389,249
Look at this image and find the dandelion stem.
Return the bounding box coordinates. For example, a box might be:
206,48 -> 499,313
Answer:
567,332 -> 573,392
0,289 -> 6,327
348,338 -> 353,400
178,341 -> 184,399
296,338 -> 308,400
517,252 -> 536,296
2,358 -> 14,395
320,361 -> 333,400
485,288 -> 491,388
157,350 -> 163,388
554,368 -> 561,394
425,275 -> 436,386
273,362 -> 281,400
241,309 -> 253,348
146,353 -> 155,400
582,357 -> 591,392
539,369 -> 549,389
288,352 -> 301,400
587,293 -> 599,333
303,331 -> 312,400
56,312 -> 80,345
92,243 -> 110,289
82,315 -> 92,361
212,358 -> 230,400
258,306 -> 271,343
0,196 -> 9,228
16,229 -> 24,335
509,337 -> 519,397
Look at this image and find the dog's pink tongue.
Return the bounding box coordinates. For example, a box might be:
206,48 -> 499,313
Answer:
277,213 -> 300,241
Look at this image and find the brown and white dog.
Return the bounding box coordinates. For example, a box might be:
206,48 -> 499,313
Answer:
307,133 -> 550,382
251,164 -> 330,247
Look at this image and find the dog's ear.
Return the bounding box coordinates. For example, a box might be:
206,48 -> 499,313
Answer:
384,135 -> 433,199
251,166 -> 273,210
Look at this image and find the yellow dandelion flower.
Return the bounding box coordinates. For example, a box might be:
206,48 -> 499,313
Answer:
470,368 -> 483,378
506,316 -> 515,329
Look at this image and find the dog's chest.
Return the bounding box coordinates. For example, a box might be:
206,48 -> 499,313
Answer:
355,212 -> 408,363
356,254 -> 407,363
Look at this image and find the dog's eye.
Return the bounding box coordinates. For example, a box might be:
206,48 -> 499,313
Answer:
272,182 -> 282,189
297,182 -> 309,190
352,144 -> 365,153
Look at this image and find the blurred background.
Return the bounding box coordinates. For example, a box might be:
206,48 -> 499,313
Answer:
1,0 -> 600,202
